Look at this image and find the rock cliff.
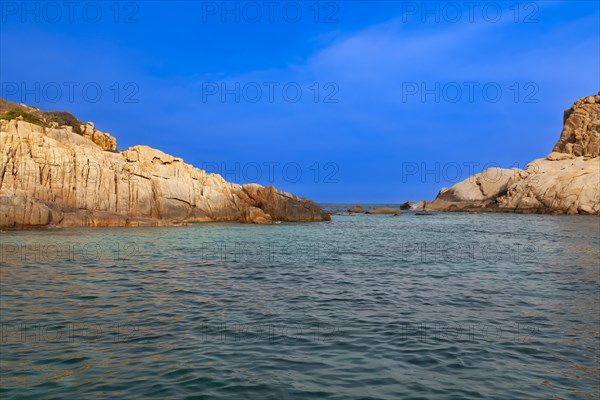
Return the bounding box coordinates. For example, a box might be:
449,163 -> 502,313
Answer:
0,101 -> 329,228
425,92 -> 600,215
552,95 -> 600,157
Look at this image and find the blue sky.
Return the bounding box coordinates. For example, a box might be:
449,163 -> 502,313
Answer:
1,1 -> 598,202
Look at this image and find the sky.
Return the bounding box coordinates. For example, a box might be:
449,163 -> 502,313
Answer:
1,0 -> 599,203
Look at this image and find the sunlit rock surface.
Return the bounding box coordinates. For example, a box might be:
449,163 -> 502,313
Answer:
0,102 -> 329,228
426,93 -> 600,215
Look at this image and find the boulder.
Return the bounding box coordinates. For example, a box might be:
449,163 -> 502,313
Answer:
399,201 -> 415,210
81,122 -> 117,151
239,206 -> 274,225
366,208 -> 401,215
240,184 -> 330,222
347,205 -> 365,213
413,200 -> 426,211
426,168 -> 517,211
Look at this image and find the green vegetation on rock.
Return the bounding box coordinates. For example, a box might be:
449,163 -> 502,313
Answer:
0,108 -> 84,135
0,108 -> 48,128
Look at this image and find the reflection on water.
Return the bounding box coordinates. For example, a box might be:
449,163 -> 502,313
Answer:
1,213 -> 599,399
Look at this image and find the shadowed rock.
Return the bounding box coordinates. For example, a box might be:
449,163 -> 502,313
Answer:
399,201 -> 415,210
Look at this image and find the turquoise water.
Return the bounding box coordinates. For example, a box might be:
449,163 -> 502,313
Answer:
1,212 -> 599,399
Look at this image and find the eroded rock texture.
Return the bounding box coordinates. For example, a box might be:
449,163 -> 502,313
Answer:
553,94 -> 600,157
0,110 -> 329,228
425,93 -> 600,215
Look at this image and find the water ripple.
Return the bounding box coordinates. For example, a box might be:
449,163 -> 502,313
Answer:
1,214 -> 598,399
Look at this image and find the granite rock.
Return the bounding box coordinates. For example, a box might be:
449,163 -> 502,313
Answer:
0,109 -> 330,228
426,93 -> 600,215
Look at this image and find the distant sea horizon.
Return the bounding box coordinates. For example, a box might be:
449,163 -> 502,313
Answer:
319,203 -> 410,212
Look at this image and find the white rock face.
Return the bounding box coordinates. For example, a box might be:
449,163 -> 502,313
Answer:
426,93 -> 600,215
496,156 -> 600,214
0,119 -> 329,228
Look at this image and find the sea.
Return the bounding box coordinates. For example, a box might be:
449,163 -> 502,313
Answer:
1,206 -> 599,399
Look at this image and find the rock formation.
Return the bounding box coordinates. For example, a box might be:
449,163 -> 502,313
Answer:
0,99 -> 117,151
426,92 -> 600,215
347,205 -> 365,213
425,168 -> 518,212
399,201 -> 415,210
0,100 -> 330,228
365,208 -> 401,215
495,154 -> 599,214
413,200 -> 426,211
552,95 -> 600,157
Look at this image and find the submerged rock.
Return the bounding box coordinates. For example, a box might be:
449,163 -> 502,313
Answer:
366,208 -> 401,215
347,205 -> 365,213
